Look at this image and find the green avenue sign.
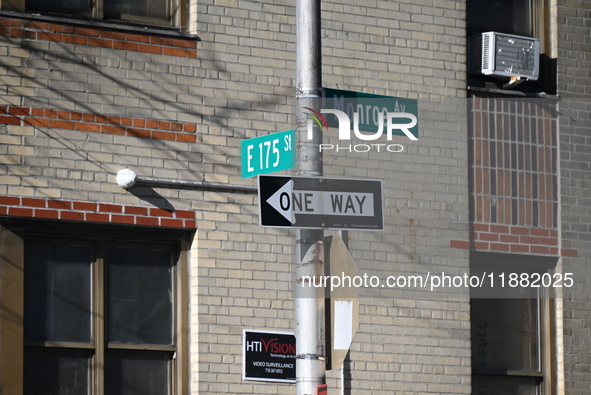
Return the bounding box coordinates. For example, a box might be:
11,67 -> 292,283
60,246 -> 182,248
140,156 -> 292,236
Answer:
322,88 -> 418,138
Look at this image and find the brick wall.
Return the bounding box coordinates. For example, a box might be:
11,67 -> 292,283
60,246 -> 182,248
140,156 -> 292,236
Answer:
451,94 -> 577,257
0,17 -> 197,57
470,95 -> 558,229
188,0 -> 470,393
316,1 -> 470,393
0,105 -> 197,142
556,1 -> 591,394
0,196 -> 196,227
0,1 -> 472,394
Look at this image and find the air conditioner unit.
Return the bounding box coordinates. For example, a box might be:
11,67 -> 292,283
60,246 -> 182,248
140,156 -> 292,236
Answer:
470,31 -> 540,81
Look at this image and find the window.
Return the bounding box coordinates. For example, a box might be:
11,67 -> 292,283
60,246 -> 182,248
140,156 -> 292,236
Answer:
20,233 -> 187,395
471,255 -> 556,395
0,224 -> 189,395
2,0 -> 180,27
24,239 -> 183,395
467,0 -> 534,37
466,0 -> 555,94
472,297 -> 544,395
103,0 -> 171,25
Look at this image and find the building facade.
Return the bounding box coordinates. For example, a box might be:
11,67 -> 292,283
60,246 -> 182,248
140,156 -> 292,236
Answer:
0,0 -> 589,394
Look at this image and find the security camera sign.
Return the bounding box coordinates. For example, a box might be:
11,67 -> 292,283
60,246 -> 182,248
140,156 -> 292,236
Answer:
243,330 -> 296,383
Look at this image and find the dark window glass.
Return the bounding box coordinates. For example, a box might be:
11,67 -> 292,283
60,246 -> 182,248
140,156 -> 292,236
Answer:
105,350 -> 171,395
104,0 -> 169,23
26,0 -> 91,14
25,0 -> 172,25
23,237 -> 178,395
472,375 -> 541,395
471,297 -> 541,395
24,348 -> 91,395
467,0 -> 533,37
472,298 -> 539,371
24,242 -> 92,343
106,245 -> 174,345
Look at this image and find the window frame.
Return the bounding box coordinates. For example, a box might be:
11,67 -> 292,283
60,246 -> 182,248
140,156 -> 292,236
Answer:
467,0 -> 536,38
471,294 -> 554,395
0,222 -> 189,395
470,252 -> 557,395
0,226 -> 25,395
0,0 -> 184,28
466,0 -> 555,94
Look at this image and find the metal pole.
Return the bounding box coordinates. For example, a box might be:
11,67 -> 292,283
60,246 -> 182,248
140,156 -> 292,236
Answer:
339,230 -> 348,395
295,0 -> 324,394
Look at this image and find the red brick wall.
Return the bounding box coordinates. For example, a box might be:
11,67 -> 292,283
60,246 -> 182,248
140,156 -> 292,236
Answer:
451,94 -> 575,257
0,105 -> 197,142
0,17 -> 197,58
470,94 -> 558,228
0,196 -> 196,228
0,16 -> 199,143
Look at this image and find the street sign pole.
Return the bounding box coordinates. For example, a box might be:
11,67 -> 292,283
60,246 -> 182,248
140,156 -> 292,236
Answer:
295,0 -> 325,394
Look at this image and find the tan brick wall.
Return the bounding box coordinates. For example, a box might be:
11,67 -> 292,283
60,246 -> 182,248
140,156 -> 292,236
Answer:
0,0 -> 470,393
189,1 -> 470,393
556,1 -> 591,394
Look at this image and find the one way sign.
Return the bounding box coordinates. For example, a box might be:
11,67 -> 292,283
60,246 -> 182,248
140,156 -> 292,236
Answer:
258,175 -> 383,231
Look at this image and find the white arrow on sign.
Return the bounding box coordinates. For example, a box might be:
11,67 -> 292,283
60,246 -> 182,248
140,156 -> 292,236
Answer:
266,182 -> 375,224
265,179 -> 295,223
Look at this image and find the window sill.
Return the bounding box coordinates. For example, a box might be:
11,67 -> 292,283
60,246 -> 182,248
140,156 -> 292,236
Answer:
473,369 -> 544,378
0,9 -> 200,41
468,86 -> 560,100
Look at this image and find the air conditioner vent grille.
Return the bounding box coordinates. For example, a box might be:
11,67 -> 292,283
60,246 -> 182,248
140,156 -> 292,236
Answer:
470,32 -> 540,81
481,33 -> 492,71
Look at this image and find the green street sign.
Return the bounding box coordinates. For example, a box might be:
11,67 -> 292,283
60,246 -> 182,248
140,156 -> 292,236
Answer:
241,129 -> 296,178
323,88 -> 418,138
